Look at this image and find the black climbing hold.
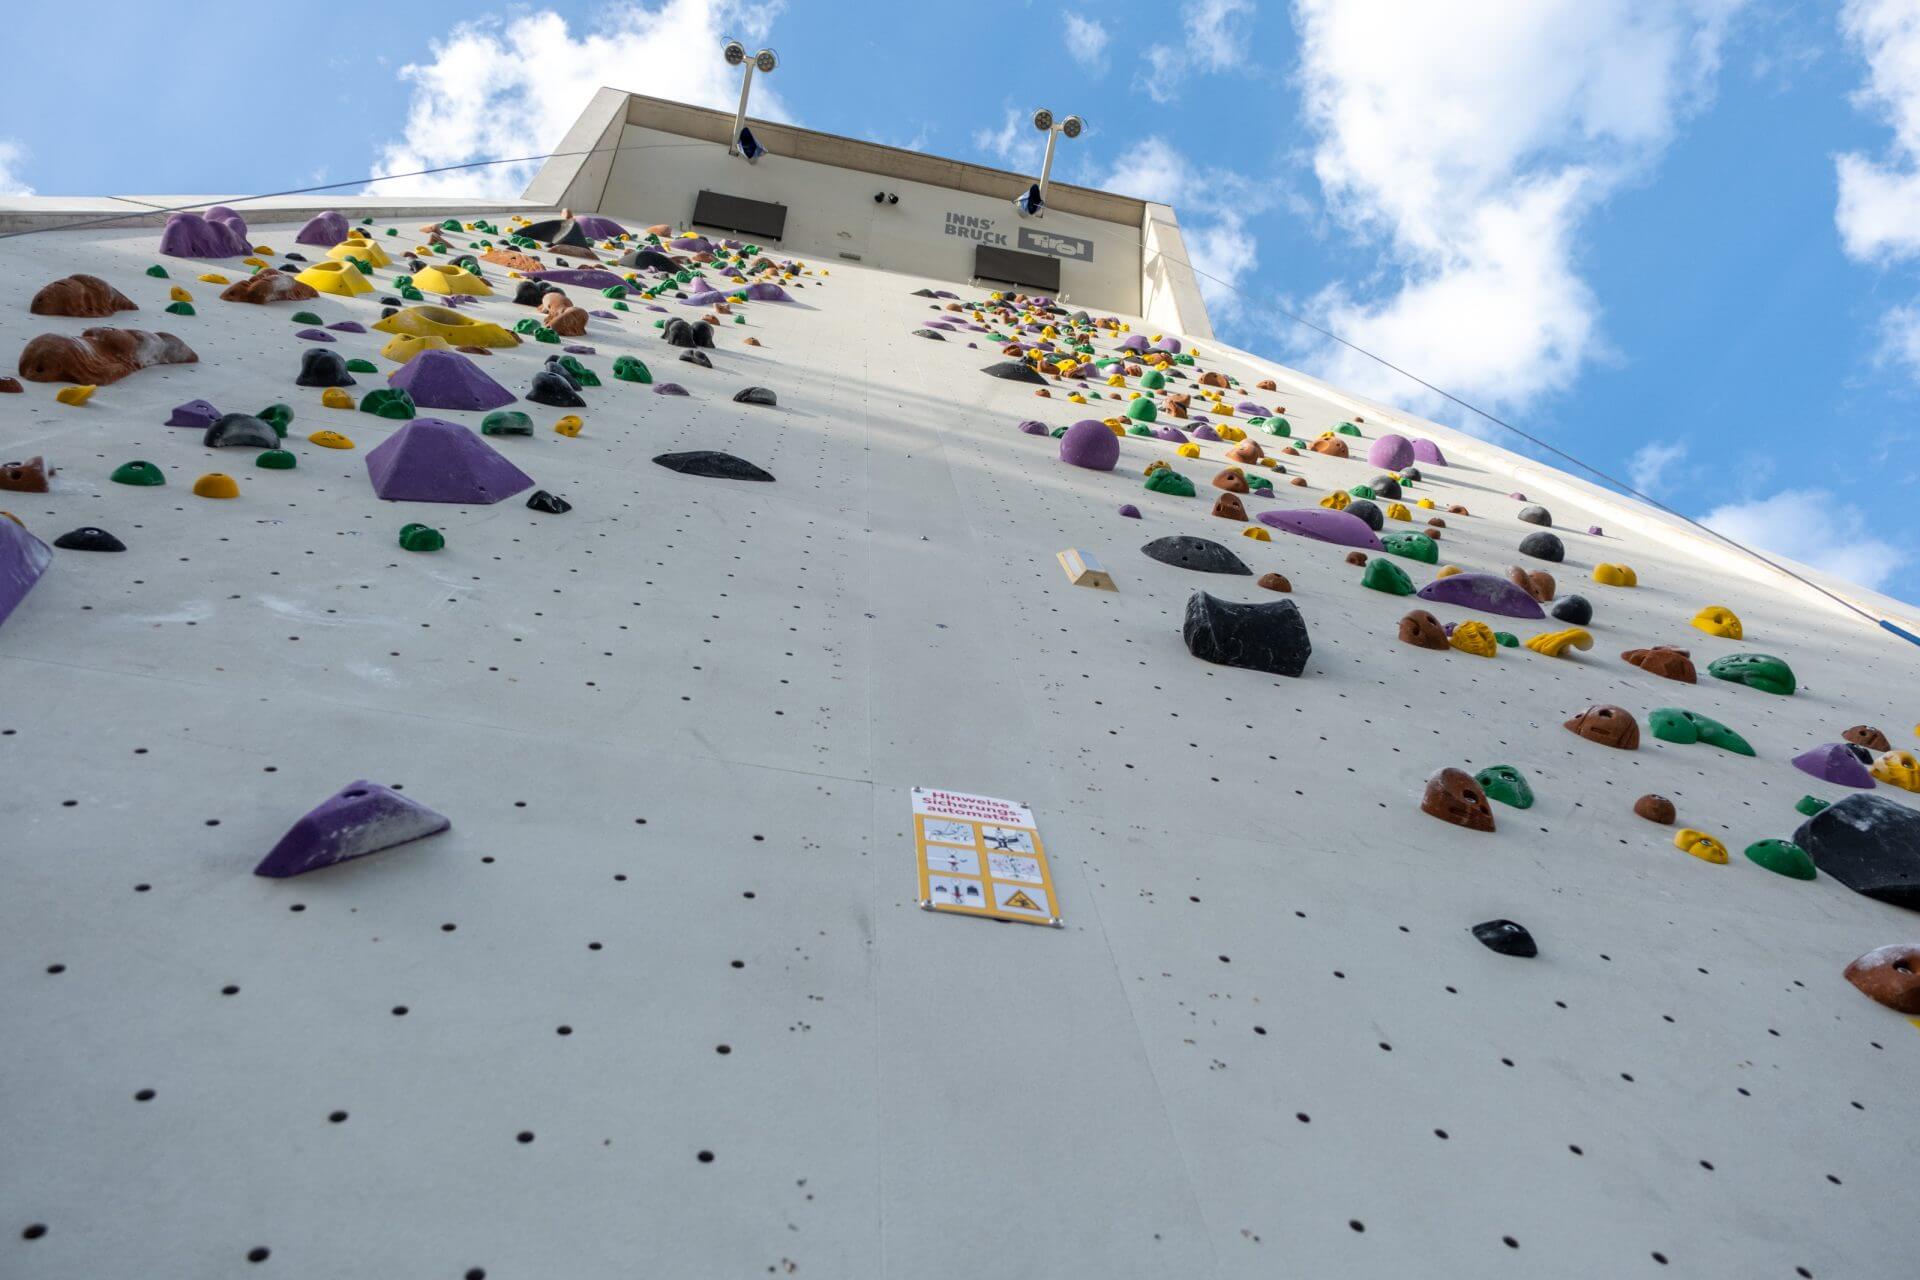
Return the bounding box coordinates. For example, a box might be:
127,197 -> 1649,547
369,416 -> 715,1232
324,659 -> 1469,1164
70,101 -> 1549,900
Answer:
378,296 -> 402,308
513,280 -> 563,308
1400,466 -> 1423,484
1793,795 -> 1920,908
653,451 -> 775,482
1346,498 -> 1384,531
733,387 -> 777,406
1843,741 -> 1874,764
911,288 -> 939,297
295,349 -> 355,388
283,252 -> 307,262
53,526 -> 125,552
1518,530 -> 1564,562
981,360 -> 1048,385
541,356 -> 581,389
1181,590 -> 1312,678
913,328 -> 945,340
1518,505 -> 1552,526
1471,919 -> 1537,957
618,248 -> 679,272
526,489 -> 572,514
527,371 -> 586,408
679,349 -> 713,368
1550,594 -> 1593,625
1369,475 -> 1402,499
663,318 -> 716,349
1142,535 -> 1251,575
204,413 -> 280,448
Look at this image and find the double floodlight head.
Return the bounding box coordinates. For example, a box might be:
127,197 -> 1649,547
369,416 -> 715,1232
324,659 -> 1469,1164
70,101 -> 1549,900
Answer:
723,39 -> 747,66
723,40 -> 777,72
1031,108 -> 1054,133
1031,109 -> 1084,137
1061,114 -> 1084,139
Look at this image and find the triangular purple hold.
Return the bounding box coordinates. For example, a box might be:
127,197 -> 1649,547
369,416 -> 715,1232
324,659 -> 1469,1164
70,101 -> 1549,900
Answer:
1257,507 -> 1384,551
1416,572 -> 1546,619
166,398 -> 222,428
364,417 -> 535,504
388,350 -> 516,411
743,282 -> 791,302
253,780 -> 449,878
0,516 -> 53,631
1791,744 -> 1877,789
1410,438 -> 1449,465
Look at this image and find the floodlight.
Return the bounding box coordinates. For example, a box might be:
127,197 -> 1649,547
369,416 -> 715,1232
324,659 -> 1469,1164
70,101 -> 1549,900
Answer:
723,39 -> 747,66
1061,115 -> 1084,139
1032,108 -> 1054,133
755,48 -> 779,73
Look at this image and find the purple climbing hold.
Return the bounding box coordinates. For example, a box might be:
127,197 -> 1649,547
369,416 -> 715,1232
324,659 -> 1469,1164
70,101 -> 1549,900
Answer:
573,215 -> 626,240
1587,525 -> 1603,536
166,399 -> 222,428
1154,337 -> 1183,353
1257,507 -> 1385,551
1791,744 -> 1878,789
1509,492 -> 1527,501
684,290 -> 729,306
294,210 -> 350,247
0,515 -> 54,631
253,779 -> 450,879
1119,503 -> 1142,518
653,382 -> 689,396
328,321 -> 368,334
295,328 -> 335,343
1192,424 -> 1221,442
1060,419 -> 1120,471
1017,419 -> 1050,435
387,350 -> 516,412
1120,335 -> 1150,353
1366,433 -> 1416,470
1409,438 -> 1448,465
743,281 -> 792,302
529,268 -> 626,290
158,210 -> 250,258
1236,401 -> 1268,417
1154,425 -> 1189,443
364,417 -> 535,505
1415,572 -> 1547,619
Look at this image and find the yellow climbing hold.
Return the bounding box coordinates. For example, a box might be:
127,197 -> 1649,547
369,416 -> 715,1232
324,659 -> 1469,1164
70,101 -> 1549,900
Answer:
197,272 -> 230,285
1242,526 -> 1271,541
169,286 -> 193,303
54,385 -> 96,406
1105,374 -> 1125,386
328,236 -> 392,268
1691,605 -> 1743,639
1385,502 -> 1412,521
1319,490 -> 1351,510
379,333 -> 450,364
1436,564 -> 1462,578
1673,828 -> 1729,865
1871,750 -> 1920,792
192,473 -> 239,499
320,387 -> 355,409
307,430 -> 354,450
1144,459 -> 1170,477
554,415 -> 584,437
1524,627 -> 1594,657
1177,443 -> 1201,459
412,265 -> 491,295
1067,392 -> 1088,404
371,305 -> 518,348
1592,562 -> 1639,587
296,261 -> 372,297
1416,497 -> 1436,509
1449,620 -> 1498,657
1217,424 -> 1245,441
242,256 -> 269,270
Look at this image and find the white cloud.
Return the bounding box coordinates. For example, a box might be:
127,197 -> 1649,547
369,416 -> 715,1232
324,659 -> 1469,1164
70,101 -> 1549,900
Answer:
1103,136 -> 1263,319
1628,439 -> 1689,494
1701,489 -> 1909,592
1836,0 -> 1920,262
1063,13 -> 1110,74
1289,0 -> 1742,420
0,139 -> 33,197
1135,0 -> 1254,103
972,107 -> 1045,173
366,0 -> 786,199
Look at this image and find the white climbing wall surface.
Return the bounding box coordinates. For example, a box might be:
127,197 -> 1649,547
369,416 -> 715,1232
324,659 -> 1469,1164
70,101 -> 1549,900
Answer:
2,209 -> 1918,1280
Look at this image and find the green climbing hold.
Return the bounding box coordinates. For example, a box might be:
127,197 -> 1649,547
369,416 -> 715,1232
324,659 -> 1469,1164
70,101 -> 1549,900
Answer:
164,301 -> 195,316
1125,397 -> 1157,423
558,355 -> 600,387
255,449 -> 297,470
1794,794 -> 1830,817
1744,838 -> 1816,880
1707,652 -> 1796,696
453,256 -> 480,273
612,301 -> 630,311
1128,424 -> 1154,437
1265,418 -> 1291,437
291,311 -> 322,325
481,409 -> 533,436
1380,532 -> 1438,564
734,314 -> 746,324
345,358 -> 378,374
1475,765 -> 1534,810
347,257 -> 373,275
392,275 -> 414,289
399,522 -> 445,552
1647,707 -> 1755,756
257,403 -> 293,434
1493,631 -> 1519,647
110,460 -> 164,487
440,218 -> 463,232
1140,369 -> 1166,390
360,388 -> 416,420
1348,484 -> 1376,500
1361,558 -> 1415,595
1245,474 -> 1272,492
399,287 -> 424,302
533,326 -> 560,344
601,284 -> 628,298
385,227 -> 398,236
1049,426 -> 1068,438
1173,353 -> 1195,366
514,317 -> 541,335
612,356 -> 652,384
1336,422 -> 1361,436
1144,469 -> 1196,497
145,264 -> 168,278
361,217 -> 374,225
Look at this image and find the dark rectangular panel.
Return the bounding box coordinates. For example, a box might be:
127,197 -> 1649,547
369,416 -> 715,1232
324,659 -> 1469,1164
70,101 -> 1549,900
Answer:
974,244 -> 1061,292
691,190 -> 787,240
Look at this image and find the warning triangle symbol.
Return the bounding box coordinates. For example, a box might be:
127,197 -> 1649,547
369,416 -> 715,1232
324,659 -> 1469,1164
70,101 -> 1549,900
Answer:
1003,889 -> 1043,912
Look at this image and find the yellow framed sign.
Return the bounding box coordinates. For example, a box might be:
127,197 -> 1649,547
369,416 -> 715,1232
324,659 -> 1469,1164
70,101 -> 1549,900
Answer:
913,787 -> 1061,927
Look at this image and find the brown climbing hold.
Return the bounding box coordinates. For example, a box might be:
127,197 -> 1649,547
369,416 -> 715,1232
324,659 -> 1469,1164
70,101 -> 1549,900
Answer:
1257,572 -> 1291,592
1211,492 -> 1248,521
1425,517 -> 1446,528
0,377 -> 20,393
1345,550 -> 1368,566
1565,705 -> 1640,750
1256,379 -> 1277,391
1634,794 -> 1676,824
1228,439 -> 1264,464
1622,646 -> 1697,682
1033,388 -> 1050,398
30,274 -> 137,317
1199,371 -> 1228,388
1282,447 -> 1301,458
1309,437 -> 1349,458
1289,476 -> 1307,486
1421,767 -> 1496,832
481,248 -> 544,272
1844,945 -> 1920,1014
1398,609 -> 1451,650
219,270 -> 318,304
1423,527 -> 1442,541
1,456 -> 52,493
1001,343 -> 1024,357
743,337 -> 761,347
17,327 -> 198,385
1508,566 -> 1555,601
455,345 -> 492,356
1212,468 -> 1249,494
1843,725 -> 1891,752
1447,504 -> 1468,515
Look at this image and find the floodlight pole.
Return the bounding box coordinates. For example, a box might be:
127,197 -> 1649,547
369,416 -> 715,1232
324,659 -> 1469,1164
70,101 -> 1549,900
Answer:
725,43 -> 778,157
1037,131 -> 1061,208
1022,110 -> 1084,217
728,65 -> 756,156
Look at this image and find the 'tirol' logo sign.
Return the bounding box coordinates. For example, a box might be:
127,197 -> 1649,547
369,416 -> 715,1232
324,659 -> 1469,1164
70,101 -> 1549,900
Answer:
1018,228 -> 1095,261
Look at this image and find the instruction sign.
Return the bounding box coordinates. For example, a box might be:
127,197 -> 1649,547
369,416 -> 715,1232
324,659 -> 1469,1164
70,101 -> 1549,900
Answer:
913,788 -> 1061,927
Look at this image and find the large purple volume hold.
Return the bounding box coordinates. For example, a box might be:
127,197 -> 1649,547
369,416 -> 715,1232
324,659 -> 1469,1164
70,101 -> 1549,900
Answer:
530,268 -> 627,290
365,418 -> 535,504
388,351 -> 517,411
295,210 -> 350,247
1410,438 -> 1449,465
1416,572 -> 1547,619
0,516 -> 53,631
1059,419 -> 1119,471
1367,434 -> 1416,470
254,780 -> 450,878
1791,744 -> 1877,788
1257,507 -> 1384,551
158,211 -> 250,258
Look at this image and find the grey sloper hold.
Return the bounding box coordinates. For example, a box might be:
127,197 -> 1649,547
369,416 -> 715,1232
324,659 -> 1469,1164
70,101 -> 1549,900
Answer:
1346,498 -> 1383,531
981,360 -> 1048,385
913,328 -> 945,340
653,451 -> 775,482
1519,530 -> 1565,562
1793,794 -> 1920,909
204,413 -> 279,448
733,386 -> 776,406
1518,504 -> 1552,526
1550,594 -> 1593,625
1182,590 -> 1311,678
680,350 -> 713,368
1142,535 -> 1252,575
527,371 -> 585,407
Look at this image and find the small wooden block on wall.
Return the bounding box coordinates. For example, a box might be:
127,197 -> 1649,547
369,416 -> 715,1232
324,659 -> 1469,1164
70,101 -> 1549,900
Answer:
1057,548 -> 1116,590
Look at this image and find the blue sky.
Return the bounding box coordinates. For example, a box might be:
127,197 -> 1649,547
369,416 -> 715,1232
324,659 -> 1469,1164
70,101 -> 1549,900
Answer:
3,0 -> 1917,603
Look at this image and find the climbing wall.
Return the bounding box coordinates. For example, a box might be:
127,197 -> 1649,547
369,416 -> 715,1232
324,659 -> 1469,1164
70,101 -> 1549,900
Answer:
2,208 -> 1917,1280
